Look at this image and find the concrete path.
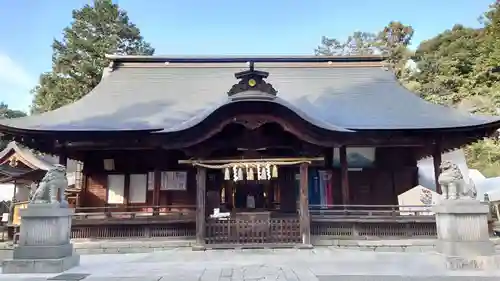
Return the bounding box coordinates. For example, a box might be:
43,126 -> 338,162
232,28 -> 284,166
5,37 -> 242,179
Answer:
1,248 -> 500,280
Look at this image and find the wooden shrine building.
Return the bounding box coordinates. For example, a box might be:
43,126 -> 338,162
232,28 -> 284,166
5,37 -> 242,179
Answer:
1,55 -> 500,247
0,141 -> 81,202
0,141 -> 81,238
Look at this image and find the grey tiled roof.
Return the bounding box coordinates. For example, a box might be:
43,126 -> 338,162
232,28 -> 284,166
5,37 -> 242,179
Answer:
0,141 -> 78,172
1,59 -> 499,132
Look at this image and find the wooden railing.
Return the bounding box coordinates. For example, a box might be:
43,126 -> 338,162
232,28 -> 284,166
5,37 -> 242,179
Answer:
72,205 -> 196,225
309,204 -> 437,239
71,205 -> 196,239
10,204 -> 441,240
205,217 -> 301,246
309,204 -> 436,222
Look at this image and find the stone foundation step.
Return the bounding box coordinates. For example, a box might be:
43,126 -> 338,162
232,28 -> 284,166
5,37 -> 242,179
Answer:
317,276 -> 499,281
0,238 -> 499,259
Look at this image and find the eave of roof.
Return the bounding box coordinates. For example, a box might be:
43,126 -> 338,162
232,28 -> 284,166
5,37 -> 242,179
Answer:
0,55 -> 499,135
0,142 -> 54,170
105,54 -> 387,64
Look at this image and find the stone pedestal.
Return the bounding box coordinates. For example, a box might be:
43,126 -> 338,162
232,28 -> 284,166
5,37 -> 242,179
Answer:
2,204 -> 80,274
433,199 -> 500,270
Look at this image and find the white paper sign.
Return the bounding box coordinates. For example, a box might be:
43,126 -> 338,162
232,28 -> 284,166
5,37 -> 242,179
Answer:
147,172 -> 155,191
161,171 -> 188,191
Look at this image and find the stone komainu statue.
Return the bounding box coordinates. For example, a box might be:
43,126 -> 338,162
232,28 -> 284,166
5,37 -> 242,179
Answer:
438,160 -> 477,200
30,164 -> 69,207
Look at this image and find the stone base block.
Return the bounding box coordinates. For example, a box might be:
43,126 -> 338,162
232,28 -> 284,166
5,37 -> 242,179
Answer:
13,244 -> 74,260
191,245 -> 206,251
295,244 -> 314,249
2,254 -> 80,274
444,254 -> 500,271
437,240 -> 495,257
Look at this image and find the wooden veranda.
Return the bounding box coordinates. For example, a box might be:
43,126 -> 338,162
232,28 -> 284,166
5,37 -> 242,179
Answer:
9,202 -> 438,243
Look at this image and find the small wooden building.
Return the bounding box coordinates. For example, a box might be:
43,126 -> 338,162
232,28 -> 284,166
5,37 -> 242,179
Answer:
0,141 -> 82,239
0,56 -> 499,246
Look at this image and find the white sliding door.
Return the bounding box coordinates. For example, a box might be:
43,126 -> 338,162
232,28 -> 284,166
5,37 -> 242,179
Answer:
107,174 -> 125,204
129,174 -> 147,203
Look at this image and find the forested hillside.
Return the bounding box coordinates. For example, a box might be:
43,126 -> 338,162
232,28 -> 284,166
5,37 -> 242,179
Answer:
316,1 -> 500,176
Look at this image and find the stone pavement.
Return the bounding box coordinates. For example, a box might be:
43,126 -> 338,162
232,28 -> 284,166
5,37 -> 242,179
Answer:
2,238 -> 499,261
1,248 -> 500,281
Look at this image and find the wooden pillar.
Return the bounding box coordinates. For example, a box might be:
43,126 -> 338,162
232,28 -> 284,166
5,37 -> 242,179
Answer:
324,148 -> 333,169
124,175 -> 130,211
299,163 -> 311,246
9,180 -> 17,225
58,152 -> 67,203
339,146 -> 350,205
58,151 -> 68,167
432,141 -> 442,194
75,194 -> 80,208
153,170 -> 161,215
195,167 -> 207,248
324,148 -> 333,206
12,179 -> 17,202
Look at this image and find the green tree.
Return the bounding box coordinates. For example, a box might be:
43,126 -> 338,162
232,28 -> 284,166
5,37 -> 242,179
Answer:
411,25 -> 484,106
31,0 -> 155,113
315,31 -> 378,56
0,103 -> 26,119
314,13 -> 500,177
315,21 -> 414,76
0,102 -> 27,150
406,2 -> 500,176
376,21 -> 414,77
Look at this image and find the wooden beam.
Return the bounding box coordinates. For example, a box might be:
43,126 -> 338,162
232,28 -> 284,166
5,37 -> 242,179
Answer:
195,167 -> 207,248
180,128 -> 307,154
340,146 -> 349,205
433,141 -> 442,194
179,157 -> 324,165
299,163 -> 311,246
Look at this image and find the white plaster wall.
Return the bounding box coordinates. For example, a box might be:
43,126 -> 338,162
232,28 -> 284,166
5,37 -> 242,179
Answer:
0,183 -> 14,201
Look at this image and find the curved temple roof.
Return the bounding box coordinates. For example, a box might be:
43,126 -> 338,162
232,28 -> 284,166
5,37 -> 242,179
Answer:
0,141 -> 56,171
1,55 -> 499,133
0,141 -> 78,183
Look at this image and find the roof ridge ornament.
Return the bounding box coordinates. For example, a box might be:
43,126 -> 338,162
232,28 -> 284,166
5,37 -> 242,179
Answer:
227,62 -> 278,96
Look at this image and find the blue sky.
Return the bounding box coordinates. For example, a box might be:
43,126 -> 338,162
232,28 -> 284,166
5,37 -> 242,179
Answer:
0,0 -> 494,112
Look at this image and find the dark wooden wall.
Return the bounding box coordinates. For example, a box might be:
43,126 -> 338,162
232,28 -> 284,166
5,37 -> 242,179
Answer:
337,147 -> 418,205
81,149 -> 196,211
79,146 -> 418,210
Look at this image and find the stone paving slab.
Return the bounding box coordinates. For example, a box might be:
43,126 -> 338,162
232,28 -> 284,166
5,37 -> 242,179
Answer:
1,248 -> 500,280
317,276 -> 499,281
1,238 -> 499,258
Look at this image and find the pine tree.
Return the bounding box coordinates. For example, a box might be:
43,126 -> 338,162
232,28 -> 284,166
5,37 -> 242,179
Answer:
31,0 -> 154,113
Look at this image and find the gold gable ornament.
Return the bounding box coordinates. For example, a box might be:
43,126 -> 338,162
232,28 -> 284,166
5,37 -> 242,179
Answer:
248,79 -> 257,87
227,61 -> 277,96
9,156 -> 18,167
